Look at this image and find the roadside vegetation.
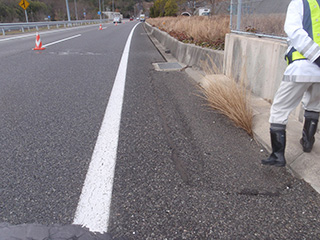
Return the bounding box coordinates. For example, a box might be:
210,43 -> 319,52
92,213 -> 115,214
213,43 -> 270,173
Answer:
147,13 -> 285,50
200,74 -> 253,136
195,57 -> 253,136
147,15 -> 230,50
239,13 -> 286,37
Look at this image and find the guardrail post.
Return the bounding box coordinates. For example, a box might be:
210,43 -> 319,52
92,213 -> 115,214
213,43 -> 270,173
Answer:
47,24 -> 50,29
2,28 -> 5,36
56,24 -> 59,28
36,26 -> 39,31
21,27 -> 24,33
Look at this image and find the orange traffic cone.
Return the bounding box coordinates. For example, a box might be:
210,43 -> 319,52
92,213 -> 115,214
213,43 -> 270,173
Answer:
33,32 -> 45,50
99,24 -> 102,30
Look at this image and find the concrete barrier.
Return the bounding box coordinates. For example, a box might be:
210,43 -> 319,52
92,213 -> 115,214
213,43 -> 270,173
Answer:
144,23 -> 224,74
223,33 -> 304,122
224,33 -> 287,102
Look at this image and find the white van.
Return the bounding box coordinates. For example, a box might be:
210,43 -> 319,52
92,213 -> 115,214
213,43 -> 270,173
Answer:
140,14 -> 145,22
113,16 -> 121,23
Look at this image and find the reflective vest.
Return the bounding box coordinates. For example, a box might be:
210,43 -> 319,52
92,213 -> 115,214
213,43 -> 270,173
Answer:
285,0 -> 320,64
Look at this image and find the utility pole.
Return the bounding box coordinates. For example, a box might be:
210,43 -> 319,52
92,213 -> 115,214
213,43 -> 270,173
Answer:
99,0 -> 102,21
74,0 -> 78,20
65,0 -> 71,22
102,0 -> 105,19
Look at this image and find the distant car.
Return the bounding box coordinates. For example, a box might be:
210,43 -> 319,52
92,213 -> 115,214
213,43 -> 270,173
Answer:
113,17 -> 121,23
130,17 -> 134,21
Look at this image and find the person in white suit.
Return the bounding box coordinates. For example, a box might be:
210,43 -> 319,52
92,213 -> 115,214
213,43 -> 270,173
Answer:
262,0 -> 320,167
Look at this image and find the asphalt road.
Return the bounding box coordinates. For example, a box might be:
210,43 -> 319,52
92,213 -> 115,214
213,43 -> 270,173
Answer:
0,22 -> 130,224
0,22 -> 320,239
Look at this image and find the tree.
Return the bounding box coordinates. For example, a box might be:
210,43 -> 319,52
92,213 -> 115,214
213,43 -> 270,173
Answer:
164,0 -> 178,16
152,0 -> 166,17
150,5 -> 155,17
28,1 -> 49,21
0,3 -> 10,22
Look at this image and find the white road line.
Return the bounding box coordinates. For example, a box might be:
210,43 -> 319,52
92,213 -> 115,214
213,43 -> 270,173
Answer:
0,25 -> 94,42
73,23 -> 140,233
42,34 -> 81,47
0,34 -> 35,42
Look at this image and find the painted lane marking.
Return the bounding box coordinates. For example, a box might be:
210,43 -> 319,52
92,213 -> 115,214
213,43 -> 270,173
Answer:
42,34 -> 81,47
0,25 -> 96,42
0,33 -> 35,42
73,23 -> 140,233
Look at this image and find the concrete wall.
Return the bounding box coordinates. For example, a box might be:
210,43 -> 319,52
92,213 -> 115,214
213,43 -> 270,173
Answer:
224,33 -> 287,102
223,33 -> 304,122
144,23 -> 224,74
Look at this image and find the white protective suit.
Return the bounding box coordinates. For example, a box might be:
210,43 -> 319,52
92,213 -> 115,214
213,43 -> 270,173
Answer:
283,0 -> 320,82
269,0 -> 320,125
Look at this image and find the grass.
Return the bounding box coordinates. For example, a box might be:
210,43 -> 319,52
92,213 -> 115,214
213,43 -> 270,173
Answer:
237,13 -> 286,36
200,75 -> 253,136
198,58 -> 253,136
147,14 -> 286,50
147,16 -> 230,50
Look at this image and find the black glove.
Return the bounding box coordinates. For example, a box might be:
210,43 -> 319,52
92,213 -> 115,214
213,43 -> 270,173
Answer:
314,56 -> 320,68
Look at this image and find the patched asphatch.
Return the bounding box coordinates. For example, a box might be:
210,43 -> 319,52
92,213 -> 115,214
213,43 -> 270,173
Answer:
286,0 -> 320,64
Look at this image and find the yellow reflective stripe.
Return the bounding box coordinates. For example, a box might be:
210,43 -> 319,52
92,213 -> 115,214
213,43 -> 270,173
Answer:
292,51 -> 306,61
309,0 -> 320,44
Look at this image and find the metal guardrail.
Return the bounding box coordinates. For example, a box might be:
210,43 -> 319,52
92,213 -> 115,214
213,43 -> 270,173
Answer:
0,19 -> 109,36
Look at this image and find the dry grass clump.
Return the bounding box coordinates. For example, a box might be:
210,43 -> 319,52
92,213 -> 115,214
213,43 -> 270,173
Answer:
147,16 -> 230,49
198,58 -> 253,136
148,13 -> 286,48
200,75 -> 253,136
